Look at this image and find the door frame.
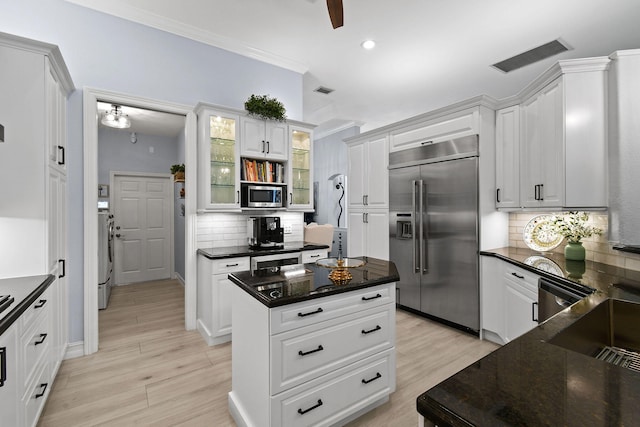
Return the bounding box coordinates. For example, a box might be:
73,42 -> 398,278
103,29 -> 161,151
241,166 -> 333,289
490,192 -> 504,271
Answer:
83,87 -> 197,355
110,171 -> 175,285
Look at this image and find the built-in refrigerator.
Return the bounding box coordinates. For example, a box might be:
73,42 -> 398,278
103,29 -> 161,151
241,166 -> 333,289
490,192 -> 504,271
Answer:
389,135 -> 479,333
98,211 -> 114,309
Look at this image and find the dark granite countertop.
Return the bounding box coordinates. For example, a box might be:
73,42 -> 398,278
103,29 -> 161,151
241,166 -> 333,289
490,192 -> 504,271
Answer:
418,247 -> 640,426
228,257 -> 399,308
0,274 -> 54,335
197,242 -> 330,260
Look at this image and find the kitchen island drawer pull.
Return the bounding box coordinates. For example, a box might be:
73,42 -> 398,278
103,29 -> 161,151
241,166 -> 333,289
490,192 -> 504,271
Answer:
35,383 -> 48,399
34,299 -> 47,309
226,263 -> 239,267
309,254 -> 321,258
35,333 -> 48,345
362,293 -> 382,301
362,372 -> 382,384
298,399 -> 323,415
361,325 -> 381,335
0,347 -> 6,387
511,272 -> 524,279
298,307 -> 323,317
298,345 -> 324,356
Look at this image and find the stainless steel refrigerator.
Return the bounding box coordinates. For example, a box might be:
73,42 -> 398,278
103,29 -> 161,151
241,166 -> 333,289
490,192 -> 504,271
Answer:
389,135 -> 479,333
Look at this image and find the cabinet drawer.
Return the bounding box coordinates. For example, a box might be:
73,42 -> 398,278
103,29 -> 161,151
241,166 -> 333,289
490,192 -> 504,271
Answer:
389,110 -> 478,152
301,249 -> 328,264
211,257 -> 250,274
503,264 -> 538,293
20,287 -> 50,332
272,349 -> 395,427
270,283 -> 395,334
22,308 -> 50,390
23,361 -> 50,427
271,305 -> 394,394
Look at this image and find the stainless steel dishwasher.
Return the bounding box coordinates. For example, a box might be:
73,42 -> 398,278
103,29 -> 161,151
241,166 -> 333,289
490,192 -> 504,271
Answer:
538,276 -> 595,323
251,251 -> 302,271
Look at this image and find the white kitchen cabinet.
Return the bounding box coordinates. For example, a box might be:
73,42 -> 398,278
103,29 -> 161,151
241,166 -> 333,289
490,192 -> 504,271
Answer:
503,275 -> 538,342
519,58 -> 609,209
347,136 -> 388,210
287,125 -> 314,210
301,248 -> 328,264
0,324 -> 19,427
241,116 -> 288,161
197,256 -> 250,345
347,210 -> 389,260
495,106 -> 520,209
197,106 -> 242,211
229,282 -> 396,427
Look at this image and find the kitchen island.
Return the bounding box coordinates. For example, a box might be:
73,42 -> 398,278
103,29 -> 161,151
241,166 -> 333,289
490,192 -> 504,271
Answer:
227,257 -> 399,427
418,248 -> 640,426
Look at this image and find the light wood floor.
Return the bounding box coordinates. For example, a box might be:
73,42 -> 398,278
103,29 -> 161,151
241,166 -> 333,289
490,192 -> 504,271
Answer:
39,280 -> 497,426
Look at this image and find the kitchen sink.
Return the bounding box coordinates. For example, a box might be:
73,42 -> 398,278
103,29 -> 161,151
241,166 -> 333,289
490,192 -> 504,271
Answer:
547,298 -> 640,372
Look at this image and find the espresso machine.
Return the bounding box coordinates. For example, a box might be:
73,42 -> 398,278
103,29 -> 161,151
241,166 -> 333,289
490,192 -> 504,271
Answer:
247,216 -> 284,249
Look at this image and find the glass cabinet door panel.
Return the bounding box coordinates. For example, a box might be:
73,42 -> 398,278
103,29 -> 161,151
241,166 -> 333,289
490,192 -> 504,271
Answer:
291,129 -> 311,206
209,115 -> 237,205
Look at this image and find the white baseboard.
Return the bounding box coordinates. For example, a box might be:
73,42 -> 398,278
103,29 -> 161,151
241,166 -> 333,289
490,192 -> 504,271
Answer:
174,272 -> 185,286
64,341 -> 85,359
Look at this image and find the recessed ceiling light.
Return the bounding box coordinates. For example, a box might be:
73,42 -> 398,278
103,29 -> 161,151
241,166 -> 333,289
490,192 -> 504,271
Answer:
361,40 -> 376,50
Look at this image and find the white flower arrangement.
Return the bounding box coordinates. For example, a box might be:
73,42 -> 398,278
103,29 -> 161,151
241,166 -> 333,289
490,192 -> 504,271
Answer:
549,211 -> 603,244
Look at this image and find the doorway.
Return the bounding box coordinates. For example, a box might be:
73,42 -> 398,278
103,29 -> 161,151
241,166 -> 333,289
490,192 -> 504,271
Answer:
83,88 -> 197,355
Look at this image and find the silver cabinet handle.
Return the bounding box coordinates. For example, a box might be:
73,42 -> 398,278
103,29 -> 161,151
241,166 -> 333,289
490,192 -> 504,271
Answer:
412,180 -> 419,273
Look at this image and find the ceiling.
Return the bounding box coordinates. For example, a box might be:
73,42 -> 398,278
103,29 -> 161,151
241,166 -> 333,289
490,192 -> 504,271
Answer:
97,102 -> 185,138
75,0 -> 639,134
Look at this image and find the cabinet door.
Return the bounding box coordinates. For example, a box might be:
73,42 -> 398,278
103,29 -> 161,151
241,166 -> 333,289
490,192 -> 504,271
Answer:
46,58 -> 66,173
503,277 -> 538,342
265,122 -> 288,161
288,126 -> 313,210
366,136 -> 389,208
213,274 -> 233,336
347,142 -> 366,209
537,80 -> 564,207
0,325 -> 19,427
241,117 -> 288,161
366,210 -> 389,260
480,256 -> 504,339
520,94 -> 543,207
495,106 -> 520,209
347,211 -> 366,257
199,111 -> 241,210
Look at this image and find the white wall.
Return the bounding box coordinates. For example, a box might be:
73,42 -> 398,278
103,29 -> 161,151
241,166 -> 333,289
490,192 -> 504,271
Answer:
1,0 -> 303,342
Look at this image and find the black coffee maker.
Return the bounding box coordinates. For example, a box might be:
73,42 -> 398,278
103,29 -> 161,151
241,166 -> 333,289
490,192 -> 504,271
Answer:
248,216 -> 284,249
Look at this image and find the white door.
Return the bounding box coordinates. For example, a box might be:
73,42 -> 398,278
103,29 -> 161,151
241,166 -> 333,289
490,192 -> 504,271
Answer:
113,174 -> 173,284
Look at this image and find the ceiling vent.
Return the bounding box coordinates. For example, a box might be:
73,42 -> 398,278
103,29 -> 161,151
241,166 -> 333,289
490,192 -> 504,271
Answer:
314,86 -> 334,95
492,39 -> 571,73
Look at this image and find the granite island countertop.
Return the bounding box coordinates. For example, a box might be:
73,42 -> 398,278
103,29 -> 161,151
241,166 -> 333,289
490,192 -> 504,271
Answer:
417,247 -> 640,426
0,274 -> 54,335
197,242 -> 329,260
228,256 -> 399,308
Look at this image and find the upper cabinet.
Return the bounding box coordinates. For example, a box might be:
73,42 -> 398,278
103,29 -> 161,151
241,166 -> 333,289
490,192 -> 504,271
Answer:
347,135 -> 389,210
496,57 -> 610,210
287,125 -> 313,210
197,107 -> 241,210
240,116 -> 287,161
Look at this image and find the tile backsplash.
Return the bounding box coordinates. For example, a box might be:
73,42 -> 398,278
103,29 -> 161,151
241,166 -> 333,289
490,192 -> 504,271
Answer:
509,212 -> 640,272
197,211 -> 304,248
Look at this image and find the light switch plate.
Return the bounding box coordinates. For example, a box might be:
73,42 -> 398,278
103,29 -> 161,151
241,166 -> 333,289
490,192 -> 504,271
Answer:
284,225 -> 293,234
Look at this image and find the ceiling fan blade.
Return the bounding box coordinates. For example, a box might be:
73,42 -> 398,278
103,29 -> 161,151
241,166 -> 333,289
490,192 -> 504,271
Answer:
326,0 -> 344,29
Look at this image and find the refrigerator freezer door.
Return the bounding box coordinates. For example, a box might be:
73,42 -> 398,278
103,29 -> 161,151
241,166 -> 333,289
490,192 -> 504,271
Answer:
419,156 -> 479,331
389,166 -> 421,310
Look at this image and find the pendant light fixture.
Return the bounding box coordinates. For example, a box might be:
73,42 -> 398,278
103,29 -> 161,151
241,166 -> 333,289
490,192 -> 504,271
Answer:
101,104 -> 131,129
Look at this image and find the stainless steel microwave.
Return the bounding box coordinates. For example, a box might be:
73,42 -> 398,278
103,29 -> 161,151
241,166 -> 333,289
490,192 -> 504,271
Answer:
241,184 -> 283,208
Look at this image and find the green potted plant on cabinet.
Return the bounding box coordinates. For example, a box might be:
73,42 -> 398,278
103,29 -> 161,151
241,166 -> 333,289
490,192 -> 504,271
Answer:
170,163 -> 185,182
549,211 -> 603,261
244,94 -> 287,122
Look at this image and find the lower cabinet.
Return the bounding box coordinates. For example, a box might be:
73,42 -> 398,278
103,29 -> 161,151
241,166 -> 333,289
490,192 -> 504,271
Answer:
481,256 -> 539,344
347,210 -> 389,260
301,248 -> 329,264
197,255 -> 250,345
0,324 -> 19,427
229,282 -> 396,427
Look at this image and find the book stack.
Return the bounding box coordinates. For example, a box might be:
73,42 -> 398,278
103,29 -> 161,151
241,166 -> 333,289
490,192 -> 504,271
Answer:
242,158 -> 284,183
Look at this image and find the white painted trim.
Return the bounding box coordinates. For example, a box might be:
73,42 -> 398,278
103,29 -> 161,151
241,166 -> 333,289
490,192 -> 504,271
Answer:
64,341 -> 85,360
83,87 -> 197,356
109,171 -> 175,284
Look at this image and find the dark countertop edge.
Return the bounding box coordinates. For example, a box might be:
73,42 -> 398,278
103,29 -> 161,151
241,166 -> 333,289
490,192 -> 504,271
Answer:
228,273 -> 400,308
479,250 -> 596,294
197,244 -> 330,260
0,274 -> 54,335
417,395 -> 475,427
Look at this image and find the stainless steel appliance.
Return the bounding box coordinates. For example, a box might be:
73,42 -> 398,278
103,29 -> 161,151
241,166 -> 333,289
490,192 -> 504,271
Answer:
538,276 -> 594,323
241,184 -> 283,208
251,252 -> 302,271
389,135 -> 480,333
98,211 -> 114,309
247,216 -> 284,249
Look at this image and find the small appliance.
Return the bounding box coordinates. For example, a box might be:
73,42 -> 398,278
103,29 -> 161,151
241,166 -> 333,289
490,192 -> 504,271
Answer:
241,184 -> 283,208
247,216 -> 284,249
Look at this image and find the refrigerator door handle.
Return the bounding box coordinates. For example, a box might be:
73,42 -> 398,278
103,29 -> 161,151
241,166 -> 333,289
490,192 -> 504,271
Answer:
412,180 -> 419,273
420,180 -> 428,274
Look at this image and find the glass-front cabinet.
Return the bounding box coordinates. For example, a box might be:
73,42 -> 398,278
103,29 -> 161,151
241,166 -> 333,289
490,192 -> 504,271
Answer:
287,125 -> 313,210
198,106 -> 241,210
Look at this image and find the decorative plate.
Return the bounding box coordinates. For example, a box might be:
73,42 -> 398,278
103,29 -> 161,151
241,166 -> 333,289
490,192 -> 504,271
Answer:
524,256 -> 564,277
522,215 -> 563,252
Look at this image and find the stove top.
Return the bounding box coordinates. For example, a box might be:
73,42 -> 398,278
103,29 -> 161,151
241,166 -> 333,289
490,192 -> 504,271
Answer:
0,295 -> 14,315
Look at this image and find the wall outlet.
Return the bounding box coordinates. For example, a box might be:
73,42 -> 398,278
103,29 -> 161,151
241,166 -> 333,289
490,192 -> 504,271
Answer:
284,225 -> 293,234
